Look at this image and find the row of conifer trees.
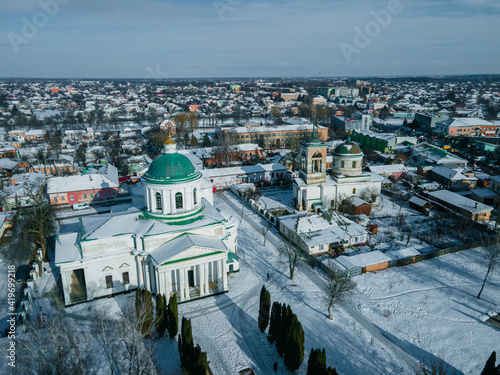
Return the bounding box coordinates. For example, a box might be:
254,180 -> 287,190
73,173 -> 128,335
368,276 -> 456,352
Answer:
259,285 -> 339,374
135,289 -> 208,374
135,288 -> 178,338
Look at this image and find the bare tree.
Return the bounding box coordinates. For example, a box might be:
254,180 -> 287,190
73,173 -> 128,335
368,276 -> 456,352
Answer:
325,270 -> 356,320
117,305 -> 157,375
16,315 -> 94,375
278,239 -> 305,281
93,314 -> 120,375
477,236 -> 499,299
394,208 -> 408,230
261,222 -> 271,246
92,305 -> 157,375
361,186 -> 379,204
18,177 -> 56,273
213,130 -> 237,167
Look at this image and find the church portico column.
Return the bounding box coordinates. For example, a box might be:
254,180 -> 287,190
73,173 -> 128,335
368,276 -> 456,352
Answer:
62,270 -> 71,305
222,259 -> 228,291
158,270 -> 165,296
143,261 -> 150,290
204,263 -> 209,294
199,264 -> 205,296
217,259 -> 223,292
179,268 -> 185,301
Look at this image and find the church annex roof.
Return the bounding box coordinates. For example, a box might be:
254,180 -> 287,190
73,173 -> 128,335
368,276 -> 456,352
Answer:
78,198 -> 225,242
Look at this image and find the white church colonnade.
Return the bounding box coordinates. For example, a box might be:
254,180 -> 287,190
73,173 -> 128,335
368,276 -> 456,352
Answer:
153,253 -> 228,302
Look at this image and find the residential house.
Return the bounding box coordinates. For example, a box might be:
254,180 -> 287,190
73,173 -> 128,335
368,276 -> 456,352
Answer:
427,190 -> 492,221
47,164 -> 119,206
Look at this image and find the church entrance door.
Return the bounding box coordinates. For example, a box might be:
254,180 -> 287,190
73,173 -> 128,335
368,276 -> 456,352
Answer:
187,270 -> 195,287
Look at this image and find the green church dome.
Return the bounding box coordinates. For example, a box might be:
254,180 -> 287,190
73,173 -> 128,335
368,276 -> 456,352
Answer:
333,140 -> 362,156
142,153 -> 201,185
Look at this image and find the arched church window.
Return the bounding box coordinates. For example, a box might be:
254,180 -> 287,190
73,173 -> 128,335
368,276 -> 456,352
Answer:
155,192 -> 162,211
193,188 -> 197,205
175,192 -> 183,209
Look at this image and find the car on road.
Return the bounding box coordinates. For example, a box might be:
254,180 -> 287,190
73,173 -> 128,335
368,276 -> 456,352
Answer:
72,202 -> 90,210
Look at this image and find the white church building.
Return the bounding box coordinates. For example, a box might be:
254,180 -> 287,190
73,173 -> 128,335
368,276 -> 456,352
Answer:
292,135 -> 383,212
55,138 -> 239,306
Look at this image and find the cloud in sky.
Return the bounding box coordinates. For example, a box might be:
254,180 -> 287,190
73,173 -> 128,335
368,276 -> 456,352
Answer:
0,0 -> 499,78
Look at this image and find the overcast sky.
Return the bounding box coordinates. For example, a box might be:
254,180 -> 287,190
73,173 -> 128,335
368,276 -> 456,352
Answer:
1,0 -> 499,79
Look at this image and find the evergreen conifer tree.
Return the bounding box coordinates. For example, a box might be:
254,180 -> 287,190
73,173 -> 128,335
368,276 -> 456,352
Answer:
269,301 -> 281,343
277,305 -> 292,357
284,315 -> 304,372
181,317 -> 194,367
258,285 -> 271,332
307,348 -> 328,375
192,344 -> 208,375
155,294 -> 165,336
325,367 -> 338,375
168,294 -> 179,339
307,349 -> 320,375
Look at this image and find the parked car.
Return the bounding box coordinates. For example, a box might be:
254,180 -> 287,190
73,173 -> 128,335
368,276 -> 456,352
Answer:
72,202 -> 89,211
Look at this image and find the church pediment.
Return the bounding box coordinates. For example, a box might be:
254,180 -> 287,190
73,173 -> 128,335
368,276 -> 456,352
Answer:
148,233 -> 227,266
162,246 -> 217,265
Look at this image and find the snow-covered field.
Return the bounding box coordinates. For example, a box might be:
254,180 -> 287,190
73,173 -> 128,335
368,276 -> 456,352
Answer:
355,248 -> 500,374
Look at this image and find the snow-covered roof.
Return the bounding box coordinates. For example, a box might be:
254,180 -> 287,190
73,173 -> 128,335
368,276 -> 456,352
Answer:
428,190 -> 493,214
47,173 -> 119,194
409,196 -> 430,207
338,251 -> 391,268
54,232 -> 81,263
79,198 -> 224,242
201,163 -> 288,178
430,166 -> 477,181
0,159 -> 18,170
280,213 -> 366,247
368,164 -> 407,175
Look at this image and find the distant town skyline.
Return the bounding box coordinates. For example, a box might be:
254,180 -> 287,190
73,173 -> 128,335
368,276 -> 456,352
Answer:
1,0 -> 499,79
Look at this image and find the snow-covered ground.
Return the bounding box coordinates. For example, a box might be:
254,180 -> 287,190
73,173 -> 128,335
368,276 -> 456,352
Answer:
355,248 -> 500,374
1,191 -> 498,374
176,191 -> 499,375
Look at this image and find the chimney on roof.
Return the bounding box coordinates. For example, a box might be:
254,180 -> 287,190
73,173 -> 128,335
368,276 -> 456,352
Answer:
475,202 -> 478,209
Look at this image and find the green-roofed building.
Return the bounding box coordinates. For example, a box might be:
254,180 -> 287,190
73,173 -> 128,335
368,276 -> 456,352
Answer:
55,138 -> 240,306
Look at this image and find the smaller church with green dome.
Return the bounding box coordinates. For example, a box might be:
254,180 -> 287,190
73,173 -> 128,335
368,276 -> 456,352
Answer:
55,138 -> 239,306
292,136 -> 383,212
